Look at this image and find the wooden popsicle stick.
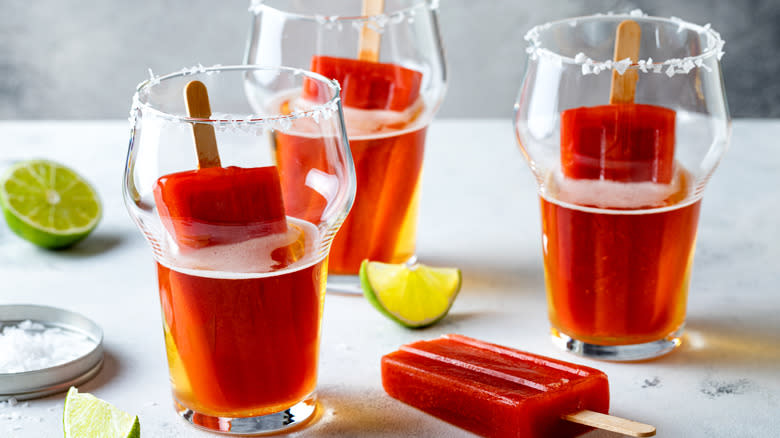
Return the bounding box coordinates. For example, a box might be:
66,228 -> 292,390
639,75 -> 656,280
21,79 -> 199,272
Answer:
358,0 -> 385,62
563,409 -> 656,437
609,20 -> 641,104
184,80 -> 221,169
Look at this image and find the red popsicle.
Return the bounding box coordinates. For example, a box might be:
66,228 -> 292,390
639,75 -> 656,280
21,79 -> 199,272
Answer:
560,103 -> 676,183
382,334 -> 655,438
302,56 -> 423,111
300,0 -> 422,111
153,166 -> 287,249
560,20 -> 676,184
153,81 -> 291,260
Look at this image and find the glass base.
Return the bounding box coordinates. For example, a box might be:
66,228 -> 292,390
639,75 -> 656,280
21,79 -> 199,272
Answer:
550,325 -> 684,361
326,274 -> 363,295
326,255 -> 418,295
174,393 -> 317,436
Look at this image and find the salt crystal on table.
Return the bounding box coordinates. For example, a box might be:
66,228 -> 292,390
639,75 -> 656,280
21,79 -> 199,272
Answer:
0,320 -> 96,373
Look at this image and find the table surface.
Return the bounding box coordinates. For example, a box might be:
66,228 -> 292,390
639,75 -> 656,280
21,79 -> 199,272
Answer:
0,119 -> 778,437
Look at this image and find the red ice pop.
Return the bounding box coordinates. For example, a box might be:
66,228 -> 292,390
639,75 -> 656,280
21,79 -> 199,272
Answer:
301,0 -> 422,111
153,81 -> 291,256
302,56 -> 423,111
560,20 -> 676,184
560,103 -> 676,183
382,334 -> 655,438
153,166 -> 287,248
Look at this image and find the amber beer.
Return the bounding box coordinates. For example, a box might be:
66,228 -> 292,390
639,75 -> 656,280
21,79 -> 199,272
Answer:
274,99 -> 426,274
157,220 -> 326,417
541,169 -> 701,345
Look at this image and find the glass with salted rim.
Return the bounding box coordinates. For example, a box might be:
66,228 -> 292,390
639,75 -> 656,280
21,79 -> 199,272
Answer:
514,13 -> 730,361
245,0 -> 446,293
123,65 -> 355,434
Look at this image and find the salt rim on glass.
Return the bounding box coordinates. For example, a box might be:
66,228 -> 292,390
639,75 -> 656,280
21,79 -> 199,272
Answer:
524,9 -> 725,77
129,64 -> 343,136
248,0 -> 440,32
0,305 -> 103,401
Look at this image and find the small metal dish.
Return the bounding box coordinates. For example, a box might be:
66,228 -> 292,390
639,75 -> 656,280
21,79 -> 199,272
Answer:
0,304 -> 104,401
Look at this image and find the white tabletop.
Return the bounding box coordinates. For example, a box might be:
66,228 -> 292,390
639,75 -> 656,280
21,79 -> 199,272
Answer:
0,119 -> 778,437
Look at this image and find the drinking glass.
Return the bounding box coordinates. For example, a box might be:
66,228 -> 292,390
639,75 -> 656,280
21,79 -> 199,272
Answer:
514,14 -> 730,360
245,0 -> 446,291
123,65 -> 355,434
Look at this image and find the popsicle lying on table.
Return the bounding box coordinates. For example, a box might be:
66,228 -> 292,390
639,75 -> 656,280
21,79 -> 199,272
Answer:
381,334 -> 655,438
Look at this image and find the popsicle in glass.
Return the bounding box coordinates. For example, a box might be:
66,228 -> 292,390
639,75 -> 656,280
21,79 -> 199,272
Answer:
153,165 -> 288,249
302,55 -> 423,111
278,52 -> 426,275
131,76 -> 341,432
560,21 -> 675,184
541,20 -> 700,353
250,0 -> 441,278
560,103 -> 676,183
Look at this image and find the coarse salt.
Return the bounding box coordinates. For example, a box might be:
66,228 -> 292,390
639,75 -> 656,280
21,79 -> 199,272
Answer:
0,320 -> 96,373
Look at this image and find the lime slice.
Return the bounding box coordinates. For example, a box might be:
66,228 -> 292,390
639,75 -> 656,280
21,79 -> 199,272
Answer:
64,387 -> 140,438
360,260 -> 462,328
163,322 -> 192,397
0,160 -> 101,249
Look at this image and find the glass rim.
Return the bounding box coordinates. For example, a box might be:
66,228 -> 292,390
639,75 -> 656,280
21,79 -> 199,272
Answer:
248,0 -> 437,22
524,12 -> 725,73
131,64 -> 342,126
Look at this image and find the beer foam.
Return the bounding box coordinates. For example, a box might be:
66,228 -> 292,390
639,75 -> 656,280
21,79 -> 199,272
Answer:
293,95 -> 425,138
259,89 -> 427,139
342,98 -> 424,137
162,218 -> 321,276
549,167 -> 687,209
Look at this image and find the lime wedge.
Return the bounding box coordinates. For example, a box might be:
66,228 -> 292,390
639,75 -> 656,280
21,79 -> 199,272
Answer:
360,260 -> 462,328
0,160 -> 101,249
64,387 -> 140,438
163,322 -> 192,397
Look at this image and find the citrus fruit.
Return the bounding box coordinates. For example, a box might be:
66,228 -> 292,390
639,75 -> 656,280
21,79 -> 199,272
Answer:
63,387 -> 140,438
0,160 -> 101,249
163,322 -> 192,397
360,260 -> 462,328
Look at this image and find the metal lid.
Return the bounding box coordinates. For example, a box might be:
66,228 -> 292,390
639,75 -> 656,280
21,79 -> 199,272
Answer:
0,304 -> 104,401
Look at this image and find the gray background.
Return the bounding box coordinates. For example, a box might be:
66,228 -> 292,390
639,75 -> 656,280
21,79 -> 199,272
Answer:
1,0 -> 778,119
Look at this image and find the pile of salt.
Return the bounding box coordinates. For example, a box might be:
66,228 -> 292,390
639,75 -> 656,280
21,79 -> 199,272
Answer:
0,320 -> 96,374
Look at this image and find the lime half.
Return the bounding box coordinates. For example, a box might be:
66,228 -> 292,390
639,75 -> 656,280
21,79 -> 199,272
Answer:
64,387 -> 140,438
360,260 -> 462,328
0,160 -> 101,249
